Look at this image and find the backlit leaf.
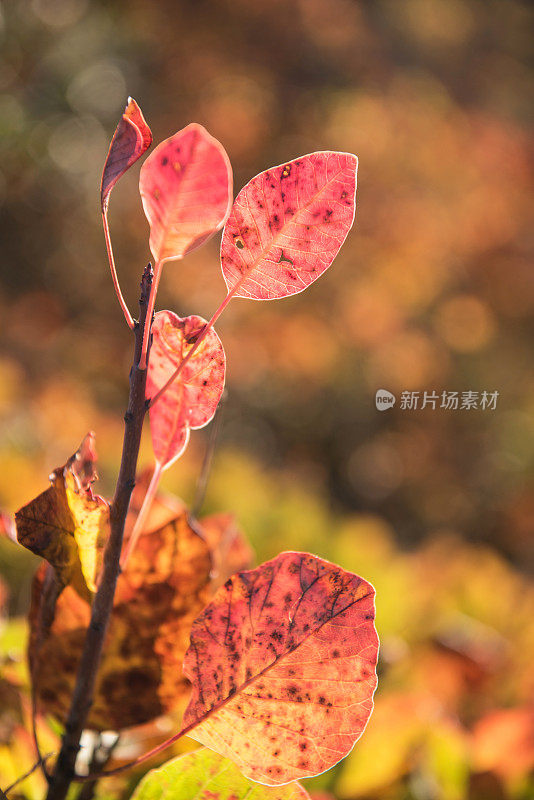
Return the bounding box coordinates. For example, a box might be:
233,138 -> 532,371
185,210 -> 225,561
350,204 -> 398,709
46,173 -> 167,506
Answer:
181,551 -> 378,785
101,97 -> 152,209
139,123 -> 232,263
29,510 -> 211,730
220,152 -> 357,300
132,748 -> 311,800
15,433 -> 109,596
147,311 -> 226,468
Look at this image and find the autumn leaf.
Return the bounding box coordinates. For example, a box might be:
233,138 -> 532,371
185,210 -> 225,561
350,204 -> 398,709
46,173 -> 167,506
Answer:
15,433 -> 109,597
220,152 -> 357,300
100,97 -> 152,210
132,748 -> 311,800
180,551 -> 378,785
199,512 -> 254,591
147,311 -> 226,468
29,510 -> 212,730
139,123 -> 232,263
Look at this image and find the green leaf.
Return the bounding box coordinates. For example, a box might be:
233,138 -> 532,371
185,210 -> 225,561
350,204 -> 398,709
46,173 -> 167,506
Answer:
131,748 -> 311,800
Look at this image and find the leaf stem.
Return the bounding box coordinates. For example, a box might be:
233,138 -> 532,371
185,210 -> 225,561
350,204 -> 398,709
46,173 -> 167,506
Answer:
149,287 -> 235,407
119,460 -> 163,570
44,265 -> 153,800
139,259 -> 163,370
102,208 -> 134,329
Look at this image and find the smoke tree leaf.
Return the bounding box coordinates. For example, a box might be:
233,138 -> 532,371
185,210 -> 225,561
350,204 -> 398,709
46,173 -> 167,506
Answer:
139,123 -> 233,263
147,311 -> 226,468
220,151 -> 357,300
29,510 -> 212,731
15,434 -> 109,597
101,97 -> 152,210
180,551 -> 378,785
132,748 -> 311,800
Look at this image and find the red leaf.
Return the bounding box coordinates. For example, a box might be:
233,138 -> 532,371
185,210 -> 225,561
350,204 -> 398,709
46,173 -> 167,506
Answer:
147,311 -> 226,468
220,152 -> 357,300
181,551 -> 378,785
101,97 -> 152,209
139,124 -> 233,263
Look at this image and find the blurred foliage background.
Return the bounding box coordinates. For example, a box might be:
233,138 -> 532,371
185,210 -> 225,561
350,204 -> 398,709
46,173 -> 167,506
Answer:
0,1 -> 533,799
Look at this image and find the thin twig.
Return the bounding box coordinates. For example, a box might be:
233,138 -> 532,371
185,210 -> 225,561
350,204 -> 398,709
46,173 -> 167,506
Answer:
44,265 -> 153,800
102,208 -> 135,329
139,259 -> 163,369
3,753 -> 55,796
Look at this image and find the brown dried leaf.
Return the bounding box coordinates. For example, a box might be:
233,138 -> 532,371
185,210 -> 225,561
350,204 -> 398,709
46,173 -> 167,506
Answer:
29,510 -> 212,730
15,434 -> 109,597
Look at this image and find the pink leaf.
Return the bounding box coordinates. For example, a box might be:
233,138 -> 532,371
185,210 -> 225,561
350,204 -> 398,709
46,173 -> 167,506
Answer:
181,551 -> 378,785
146,311 -> 226,468
139,124 -> 233,264
220,151 -> 357,300
101,97 -> 152,209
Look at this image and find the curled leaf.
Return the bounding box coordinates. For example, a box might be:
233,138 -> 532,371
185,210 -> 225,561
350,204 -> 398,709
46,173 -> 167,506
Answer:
15,434 -> 109,597
139,123 -> 233,263
181,551 -> 378,785
101,97 -> 152,209
29,510 -> 212,730
221,151 -> 357,300
132,748 -> 311,800
147,311 -> 226,468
